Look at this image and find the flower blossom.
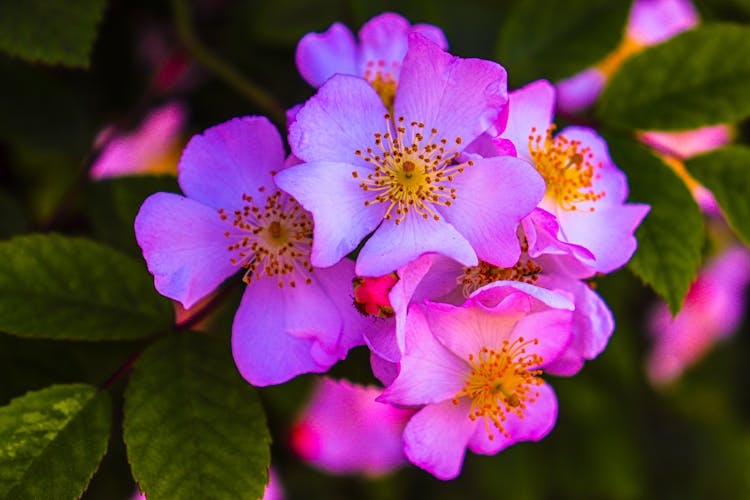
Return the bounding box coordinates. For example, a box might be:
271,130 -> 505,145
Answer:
379,283 -> 573,479
276,33 -> 544,277
295,12 -> 447,109
501,79 -> 649,274
135,116 -> 367,385
647,247 -> 750,386
290,377 -> 413,476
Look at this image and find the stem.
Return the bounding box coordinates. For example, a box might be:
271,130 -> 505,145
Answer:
101,350 -> 142,390
175,278 -> 241,331
172,0 -> 286,125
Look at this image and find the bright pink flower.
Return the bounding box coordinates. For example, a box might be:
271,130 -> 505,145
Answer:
353,273 -> 399,318
135,116 -> 367,385
556,0 -> 699,113
501,80 -> 649,274
91,102 -> 187,179
648,247 -> 750,386
290,377 -> 413,476
276,34 -> 544,277
379,284 -> 573,479
295,12 -> 447,108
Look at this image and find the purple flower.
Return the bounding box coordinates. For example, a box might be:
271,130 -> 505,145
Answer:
276,34 -> 544,277
502,80 -> 649,274
135,116 -> 366,386
290,377 -> 413,476
295,12 -> 447,109
379,284 -> 573,479
648,247 -> 750,385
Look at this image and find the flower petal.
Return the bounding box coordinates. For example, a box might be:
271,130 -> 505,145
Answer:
395,33 -> 508,147
289,75 -> 387,166
274,161 -> 386,268
502,80 -> 555,162
295,22 -> 358,88
357,13 -> 411,73
555,68 -> 605,114
178,116 -> 283,210
403,399 -> 476,480
444,156 -> 545,267
510,309 -> 574,369
356,211 -> 477,277
135,192 -> 237,309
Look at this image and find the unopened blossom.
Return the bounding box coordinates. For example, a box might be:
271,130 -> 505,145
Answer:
295,12 -> 447,109
290,377 -> 413,476
91,102 -> 187,179
276,33 -> 544,277
648,247 -> 750,386
379,284 -> 573,479
135,116 -> 367,386
501,79 -> 649,274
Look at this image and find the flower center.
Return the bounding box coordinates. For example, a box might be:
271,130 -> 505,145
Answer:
364,60 -> 398,112
528,125 -> 605,212
453,338 -> 543,440
218,187 -> 314,288
353,114 -> 471,225
458,238 -> 542,296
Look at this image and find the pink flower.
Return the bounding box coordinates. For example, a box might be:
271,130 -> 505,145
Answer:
557,0 -> 699,113
648,247 -> 750,386
276,34 -> 544,277
295,12 -> 447,108
135,116 -> 367,385
91,102 -> 187,179
501,80 -> 649,274
379,284 -> 573,479
290,377 -> 413,476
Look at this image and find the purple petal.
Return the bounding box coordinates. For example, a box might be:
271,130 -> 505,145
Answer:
274,161 -> 386,268
395,33 -> 508,148
178,116 -> 283,210
378,306 -> 467,406
295,22 -> 358,88
357,13 -> 411,75
444,156 -> 545,267
232,274 -> 345,386
135,192 -> 237,309
371,351 -> 400,386
411,24 -> 448,50
403,399 -> 476,480
510,309 -> 574,369
289,75 -> 387,166
555,68 -> 606,115
468,382 -> 558,454
628,0 -> 698,45
356,211 -> 477,277
503,80 -> 555,162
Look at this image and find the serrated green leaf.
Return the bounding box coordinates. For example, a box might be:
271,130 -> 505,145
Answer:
124,334 -> 270,500
598,24 -> 750,130
87,175 -> 180,257
495,0 -> 630,87
0,384 -> 111,499
0,0 -> 107,68
606,135 -> 704,315
0,234 -> 173,340
686,146 -> 750,246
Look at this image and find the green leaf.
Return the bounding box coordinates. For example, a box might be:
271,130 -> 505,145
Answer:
124,334 -> 270,500
86,175 -> 180,257
598,24 -> 750,130
0,0 -> 107,68
0,384 -> 111,499
686,146 -> 750,246
495,0 -> 630,87
0,234 -> 173,340
606,134 -> 704,314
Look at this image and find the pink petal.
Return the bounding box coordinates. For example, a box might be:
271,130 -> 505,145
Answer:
378,305 -> 467,406
135,192 -> 237,309
371,351 -> 400,386
395,33 -> 508,148
444,156 -> 545,267
295,22 -> 358,88
274,161 -> 385,268
178,116 -> 283,210
509,309 -> 574,369
357,13 -> 412,75
356,211 -> 477,277
403,399 -> 477,480
289,75 -> 387,167
628,0 -> 698,45
411,24 -> 448,50
503,80 -> 556,162
555,68 -> 606,115
468,382 -> 558,454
